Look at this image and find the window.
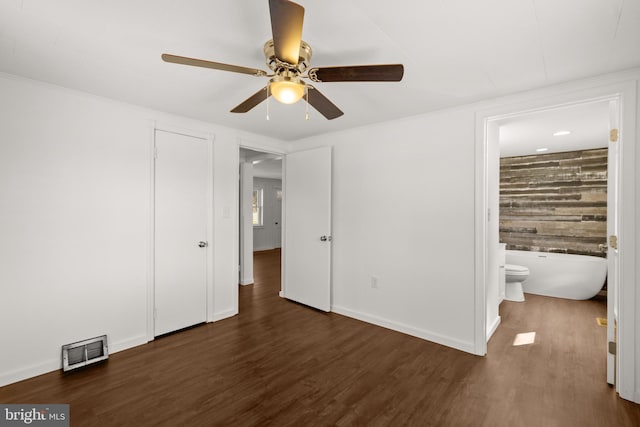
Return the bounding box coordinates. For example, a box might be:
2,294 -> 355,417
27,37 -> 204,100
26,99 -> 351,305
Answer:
253,188 -> 263,226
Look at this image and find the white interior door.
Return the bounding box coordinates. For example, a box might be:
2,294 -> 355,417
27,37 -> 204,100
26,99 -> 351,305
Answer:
154,130 -> 209,336
283,146 -> 332,311
606,99 -> 620,385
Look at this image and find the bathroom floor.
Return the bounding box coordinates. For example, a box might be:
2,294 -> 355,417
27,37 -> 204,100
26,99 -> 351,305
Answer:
484,293 -> 620,425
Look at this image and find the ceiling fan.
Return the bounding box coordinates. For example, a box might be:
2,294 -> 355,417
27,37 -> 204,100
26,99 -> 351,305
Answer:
161,0 -> 404,120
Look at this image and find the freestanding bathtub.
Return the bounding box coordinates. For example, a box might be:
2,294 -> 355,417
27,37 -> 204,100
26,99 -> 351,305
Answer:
505,250 -> 607,300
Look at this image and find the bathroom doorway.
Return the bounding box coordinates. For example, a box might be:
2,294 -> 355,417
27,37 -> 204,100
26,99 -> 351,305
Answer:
476,84 -> 636,399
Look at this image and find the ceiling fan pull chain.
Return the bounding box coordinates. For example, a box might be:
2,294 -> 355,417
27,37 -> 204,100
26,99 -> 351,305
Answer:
305,86 -> 309,120
266,83 -> 270,120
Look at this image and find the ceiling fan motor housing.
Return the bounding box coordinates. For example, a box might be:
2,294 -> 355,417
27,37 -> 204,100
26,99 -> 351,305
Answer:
263,39 -> 312,74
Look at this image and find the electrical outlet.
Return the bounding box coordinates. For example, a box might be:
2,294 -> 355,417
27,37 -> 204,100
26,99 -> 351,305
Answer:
371,275 -> 379,289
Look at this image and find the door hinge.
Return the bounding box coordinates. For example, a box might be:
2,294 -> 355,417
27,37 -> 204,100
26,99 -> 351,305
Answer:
610,128 -> 619,142
609,235 -> 618,250
608,341 -> 616,355
154,147 -> 159,158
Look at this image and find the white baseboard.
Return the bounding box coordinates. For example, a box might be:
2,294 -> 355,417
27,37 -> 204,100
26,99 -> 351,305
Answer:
331,305 -> 476,354
0,334 -> 148,388
109,334 -> 148,353
239,278 -> 254,286
0,360 -> 61,388
210,308 -> 237,322
253,246 -> 279,252
486,316 -> 501,341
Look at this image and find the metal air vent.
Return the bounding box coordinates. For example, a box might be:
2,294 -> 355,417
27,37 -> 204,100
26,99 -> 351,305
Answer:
62,335 -> 109,372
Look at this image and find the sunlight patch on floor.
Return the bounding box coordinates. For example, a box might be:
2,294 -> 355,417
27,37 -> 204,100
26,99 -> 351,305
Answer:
513,332 -> 536,346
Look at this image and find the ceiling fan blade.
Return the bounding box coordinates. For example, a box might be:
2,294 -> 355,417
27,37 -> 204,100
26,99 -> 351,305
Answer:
162,54 -> 268,77
308,64 -> 404,82
230,86 -> 271,113
269,0 -> 305,65
306,86 -> 343,120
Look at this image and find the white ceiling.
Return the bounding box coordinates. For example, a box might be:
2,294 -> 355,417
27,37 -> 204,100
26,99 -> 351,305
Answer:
240,148 -> 283,179
0,0 -> 638,141
498,100 -> 610,157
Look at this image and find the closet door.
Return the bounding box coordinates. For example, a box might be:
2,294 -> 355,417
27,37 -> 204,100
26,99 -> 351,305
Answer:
154,130 -> 209,336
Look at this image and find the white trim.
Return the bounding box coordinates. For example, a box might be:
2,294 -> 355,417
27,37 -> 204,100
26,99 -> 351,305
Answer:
332,305 -> 476,354
109,334 -> 149,353
281,155 -> 287,300
0,334 -> 147,388
474,111 -> 489,356
206,132 -> 216,323
239,139 -> 287,157
146,121 -> 156,343
0,361 -> 61,388
152,122 -> 210,141
487,316 -> 501,341
475,79 -> 638,402
229,142 -> 241,318
210,309 -> 238,322
253,246 -> 281,251
239,278 -> 254,286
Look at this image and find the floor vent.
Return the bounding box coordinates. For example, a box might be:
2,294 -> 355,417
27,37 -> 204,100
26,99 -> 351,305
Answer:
62,335 -> 109,372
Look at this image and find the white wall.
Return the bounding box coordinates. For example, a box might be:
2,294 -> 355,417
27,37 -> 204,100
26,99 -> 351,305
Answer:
292,108 -> 479,352
253,177 -> 282,251
0,73 -> 286,386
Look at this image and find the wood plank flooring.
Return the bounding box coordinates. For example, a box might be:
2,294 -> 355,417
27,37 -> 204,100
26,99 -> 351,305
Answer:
1,248 -> 639,426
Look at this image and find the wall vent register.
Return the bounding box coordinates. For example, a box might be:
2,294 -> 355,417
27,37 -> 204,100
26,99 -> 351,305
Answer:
62,335 -> 109,372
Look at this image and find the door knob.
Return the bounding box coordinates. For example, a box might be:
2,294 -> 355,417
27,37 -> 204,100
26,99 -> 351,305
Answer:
198,241 -> 208,248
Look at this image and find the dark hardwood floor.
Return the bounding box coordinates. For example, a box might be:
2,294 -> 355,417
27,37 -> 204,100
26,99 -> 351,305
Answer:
2,248 -> 639,426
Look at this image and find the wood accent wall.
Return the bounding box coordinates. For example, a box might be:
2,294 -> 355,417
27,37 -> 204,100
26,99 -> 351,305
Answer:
499,148 -> 607,257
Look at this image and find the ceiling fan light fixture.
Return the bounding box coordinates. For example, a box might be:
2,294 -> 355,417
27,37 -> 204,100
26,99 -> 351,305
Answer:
163,0 -> 402,119
269,75 -> 305,104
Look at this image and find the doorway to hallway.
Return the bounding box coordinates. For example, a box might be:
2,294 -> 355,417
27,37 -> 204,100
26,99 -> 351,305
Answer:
239,147 -> 283,291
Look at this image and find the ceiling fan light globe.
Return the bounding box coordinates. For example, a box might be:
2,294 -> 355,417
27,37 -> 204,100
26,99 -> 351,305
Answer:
270,79 -> 305,104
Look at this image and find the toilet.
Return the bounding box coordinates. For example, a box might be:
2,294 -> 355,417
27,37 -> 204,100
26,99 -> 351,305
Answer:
505,264 -> 529,302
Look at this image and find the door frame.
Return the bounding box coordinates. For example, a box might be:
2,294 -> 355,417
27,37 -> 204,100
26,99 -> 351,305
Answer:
237,142 -> 287,301
474,80 -> 637,401
147,123 -> 215,342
